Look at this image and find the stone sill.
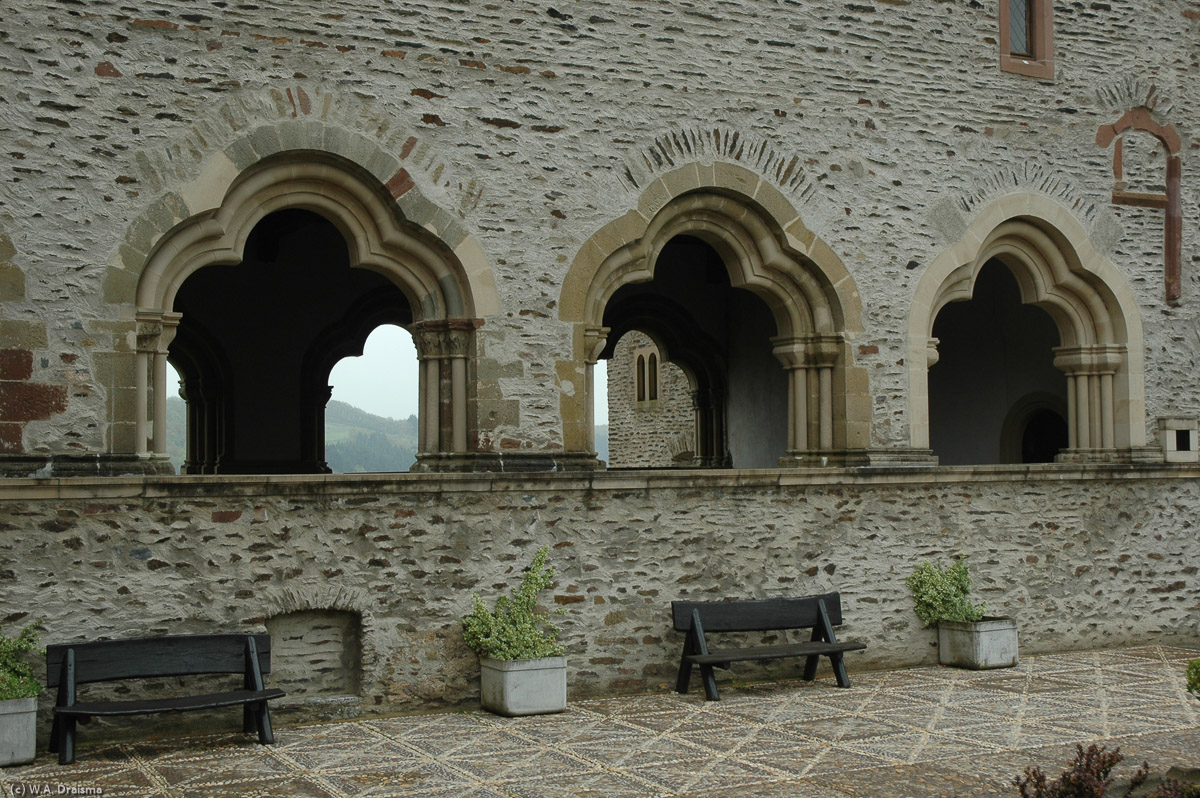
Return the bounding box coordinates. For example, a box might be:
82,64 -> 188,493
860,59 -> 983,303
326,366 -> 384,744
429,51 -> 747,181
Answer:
1,461 -> 1197,501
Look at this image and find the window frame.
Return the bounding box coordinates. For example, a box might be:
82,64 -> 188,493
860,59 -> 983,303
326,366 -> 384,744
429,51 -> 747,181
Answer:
999,0 -> 1054,79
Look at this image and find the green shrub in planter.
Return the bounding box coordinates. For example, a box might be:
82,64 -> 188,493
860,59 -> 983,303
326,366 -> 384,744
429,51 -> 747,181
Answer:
905,558 -> 986,627
1187,658 -> 1200,696
462,546 -> 565,661
0,624 -> 42,701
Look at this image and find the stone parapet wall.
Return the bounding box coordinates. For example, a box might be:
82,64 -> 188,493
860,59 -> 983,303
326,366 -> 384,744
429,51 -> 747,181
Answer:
0,2 -> 1195,459
2,467 -> 1197,742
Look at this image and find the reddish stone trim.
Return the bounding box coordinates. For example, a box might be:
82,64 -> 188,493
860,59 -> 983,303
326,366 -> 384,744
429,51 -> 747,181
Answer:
1097,109 -> 1184,302
0,350 -> 33,382
999,0 -> 1055,80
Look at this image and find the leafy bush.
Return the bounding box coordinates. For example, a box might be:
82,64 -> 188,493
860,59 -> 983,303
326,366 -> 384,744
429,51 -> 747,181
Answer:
0,624 -> 43,701
1014,745 -> 1146,798
905,558 -> 986,626
1188,658 -> 1200,696
1014,744 -> 1200,798
462,546 -> 565,661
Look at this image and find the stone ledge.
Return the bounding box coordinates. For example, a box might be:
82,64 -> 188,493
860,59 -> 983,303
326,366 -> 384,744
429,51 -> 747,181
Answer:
1,460 -> 1198,501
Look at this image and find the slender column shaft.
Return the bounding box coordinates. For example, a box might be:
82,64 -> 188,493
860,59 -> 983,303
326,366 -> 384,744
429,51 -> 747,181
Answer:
423,358 -> 440,452
819,367 -> 833,450
1075,374 -> 1091,449
451,357 -> 467,452
152,351 -> 168,455
135,351 -> 149,456
792,368 -> 808,451
1065,376 -> 1077,450
1101,373 -> 1114,449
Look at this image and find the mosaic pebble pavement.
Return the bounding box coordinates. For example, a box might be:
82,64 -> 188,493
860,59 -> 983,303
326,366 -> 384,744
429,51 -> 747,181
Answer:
3,646 -> 1197,798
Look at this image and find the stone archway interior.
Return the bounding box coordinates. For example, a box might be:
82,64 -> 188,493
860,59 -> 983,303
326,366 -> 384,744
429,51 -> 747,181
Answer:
601,235 -> 788,469
929,260 -> 1066,465
171,208 -> 412,474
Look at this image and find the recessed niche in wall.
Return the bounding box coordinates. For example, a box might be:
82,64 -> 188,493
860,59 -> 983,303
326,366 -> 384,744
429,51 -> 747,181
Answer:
265,609 -> 362,698
1159,418 -> 1199,463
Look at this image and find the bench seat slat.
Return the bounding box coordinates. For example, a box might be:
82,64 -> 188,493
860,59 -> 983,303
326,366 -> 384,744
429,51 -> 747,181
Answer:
688,640 -> 867,666
55,688 -> 286,718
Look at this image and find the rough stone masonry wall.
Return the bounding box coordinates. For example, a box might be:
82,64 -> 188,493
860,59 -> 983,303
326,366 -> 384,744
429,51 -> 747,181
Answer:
0,2 -> 1196,458
607,332 -> 694,467
2,468 -> 1196,743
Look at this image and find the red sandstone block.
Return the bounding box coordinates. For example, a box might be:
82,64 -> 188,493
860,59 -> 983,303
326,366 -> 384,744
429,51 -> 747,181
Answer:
0,350 -> 32,381
211,510 -> 243,523
0,422 -> 22,453
0,382 -> 67,422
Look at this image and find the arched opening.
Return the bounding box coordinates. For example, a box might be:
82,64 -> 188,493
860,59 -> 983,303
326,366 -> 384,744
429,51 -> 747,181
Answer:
560,171 -> 868,468
169,209 -> 411,473
910,200 -> 1147,461
325,325 -> 420,474
132,152 -> 485,473
599,236 -> 787,468
929,261 -> 1066,465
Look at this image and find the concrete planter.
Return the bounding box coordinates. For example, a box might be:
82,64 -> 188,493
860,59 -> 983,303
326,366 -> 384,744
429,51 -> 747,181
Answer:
480,657 -> 567,717
0,696 -> 37,767
938,617 -> 1019,669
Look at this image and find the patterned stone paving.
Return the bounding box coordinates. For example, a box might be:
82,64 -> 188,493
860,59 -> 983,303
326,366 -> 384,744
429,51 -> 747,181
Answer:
3,646 -> 1198,797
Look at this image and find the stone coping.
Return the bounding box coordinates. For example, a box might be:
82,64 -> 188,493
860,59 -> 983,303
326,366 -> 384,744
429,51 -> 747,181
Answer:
0,462 -> 1196,501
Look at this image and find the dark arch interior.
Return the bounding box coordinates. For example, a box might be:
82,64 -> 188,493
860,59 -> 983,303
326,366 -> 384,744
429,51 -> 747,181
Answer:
601,235 -> 787,468
929,260 -> 1067,465
1022,408 -> 1068,464
170,208 -> 412,474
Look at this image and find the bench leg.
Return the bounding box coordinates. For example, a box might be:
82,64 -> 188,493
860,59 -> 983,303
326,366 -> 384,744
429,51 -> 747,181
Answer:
56,716 -> 77,765
802,654 -> 820,682
254,702 -> 276,745
830,653 -> 851,688
699,664 -> 720,701
675,653 -> 694,695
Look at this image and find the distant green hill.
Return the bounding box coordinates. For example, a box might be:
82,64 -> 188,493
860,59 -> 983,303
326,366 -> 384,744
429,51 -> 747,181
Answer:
324,400 -> 417,472
165,397 -> 418,473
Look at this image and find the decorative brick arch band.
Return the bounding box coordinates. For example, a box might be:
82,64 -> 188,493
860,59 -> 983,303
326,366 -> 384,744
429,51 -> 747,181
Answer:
559,162 -> 868,464
128,150 -> 494,464
908,194 -> 1146,458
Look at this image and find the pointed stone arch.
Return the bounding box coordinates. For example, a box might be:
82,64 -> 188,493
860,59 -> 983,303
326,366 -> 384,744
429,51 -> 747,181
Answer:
131,150 -> 492,469
560,162 -> 867,466
909,194 -> 1146,460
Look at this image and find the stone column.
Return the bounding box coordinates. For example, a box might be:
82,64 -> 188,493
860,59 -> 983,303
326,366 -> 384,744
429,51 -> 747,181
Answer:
412,319 -> 477,455
1053,344 -> 1124,458
135,310 -> 180,458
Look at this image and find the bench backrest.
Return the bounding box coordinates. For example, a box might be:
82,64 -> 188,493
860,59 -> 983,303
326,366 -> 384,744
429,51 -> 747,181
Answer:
46,634 -> 272,687
671,593 -> 845,633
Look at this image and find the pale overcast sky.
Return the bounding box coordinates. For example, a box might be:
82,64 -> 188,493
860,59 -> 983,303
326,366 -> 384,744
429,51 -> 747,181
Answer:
167,325 -> 610,425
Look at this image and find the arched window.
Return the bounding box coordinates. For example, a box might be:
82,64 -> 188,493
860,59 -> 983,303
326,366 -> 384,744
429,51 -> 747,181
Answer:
560,165 -> 867,469
133,153 -> 482,473
636,355 -> 646,403
910,199 -> 1147,462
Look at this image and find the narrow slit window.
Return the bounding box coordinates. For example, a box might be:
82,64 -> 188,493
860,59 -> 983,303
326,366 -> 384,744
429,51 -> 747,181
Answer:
636,355 -> 646,402
648,353 -> 659,401
999,0 -> 1054,79
1009,0 -> 1031,56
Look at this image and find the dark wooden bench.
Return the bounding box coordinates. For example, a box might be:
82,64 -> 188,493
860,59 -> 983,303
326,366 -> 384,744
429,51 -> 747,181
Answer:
672,592 -> 867,701
46,633 -> 285,765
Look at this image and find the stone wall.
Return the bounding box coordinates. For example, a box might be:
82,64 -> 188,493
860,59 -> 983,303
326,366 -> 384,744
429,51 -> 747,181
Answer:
3,467 -> 1197,743
0,2 -> 1195,463
607,332 -> 694,467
